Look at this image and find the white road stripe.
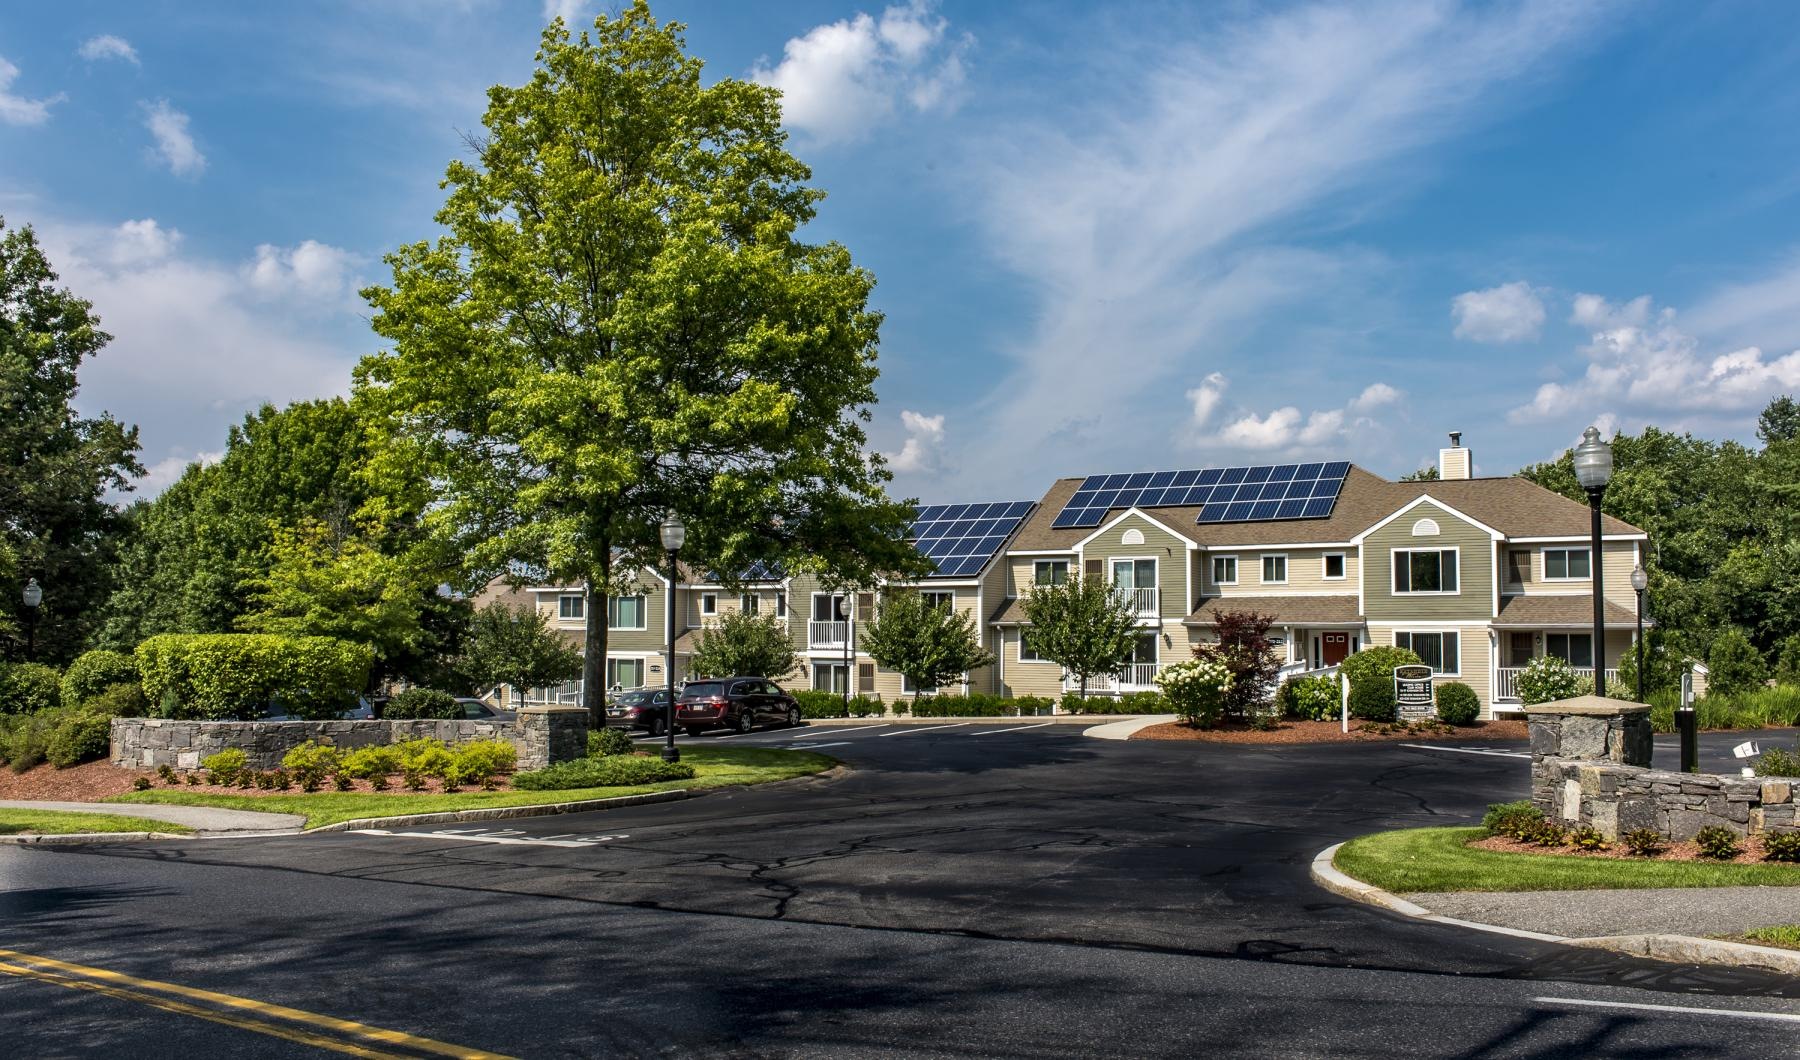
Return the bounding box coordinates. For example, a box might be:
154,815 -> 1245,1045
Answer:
787,741 -> 850,750
969,722 -> 1056,736
793,725 -> 895,739
878,722 -> 974,737
1397,743 -> 1529,759
351,828 -> 627,848
1533,997 -> 1800,1025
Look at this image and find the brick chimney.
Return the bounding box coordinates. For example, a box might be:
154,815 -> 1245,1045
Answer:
1439,431 -> 1470,480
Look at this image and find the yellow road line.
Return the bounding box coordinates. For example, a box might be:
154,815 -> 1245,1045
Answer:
0,948 -> 514,1060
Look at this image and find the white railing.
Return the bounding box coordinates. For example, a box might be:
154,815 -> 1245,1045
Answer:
1117,662 -> 1159,687
1495,666 -> 1620,702
1064,664 -> 1157,693
808,620 -> 848,648
1112,586 -> 1159,616
1278,662 -> 1341,681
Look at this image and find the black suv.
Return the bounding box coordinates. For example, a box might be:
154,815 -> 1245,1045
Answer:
606,688 -> 672,736
676,678 -> 800,736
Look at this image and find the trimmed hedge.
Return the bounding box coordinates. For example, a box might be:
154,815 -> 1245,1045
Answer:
383,688 -> 459,720
1435,681 -> 1481,726
512,754 -> 695,790
60,650 -> 139,710
1341,646 -> 1422,721
135,633 -> 374,721
1,662 -> 62,714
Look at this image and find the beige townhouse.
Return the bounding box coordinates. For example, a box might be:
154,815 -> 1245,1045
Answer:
987,437 -> 1648,718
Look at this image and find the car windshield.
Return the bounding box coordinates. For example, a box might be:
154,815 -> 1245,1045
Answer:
616,691 -> 651,705
683,682 -> 725,698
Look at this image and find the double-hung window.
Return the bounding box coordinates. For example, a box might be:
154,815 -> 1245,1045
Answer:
1392,549 -> 1459,594
1019,631 -> 1047,663
606,658 -> 646,690
1394,631 -> 1460,675
1033,560 -> 1069,587
558,594 -> 584,620
741,593 -> 760,615
1261,554 -> 1287,584
1546,633 -> 1594,669
1322,553 -> 1346,580
775,591 -> 788,618
607,594 -> 646,630
1543,548 -> 1591,581
700,592 -> 718,617
1211,555 -> 1238,586
921,590 -> 955,612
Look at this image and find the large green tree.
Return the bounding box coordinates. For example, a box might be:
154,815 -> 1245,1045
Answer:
0,218 -> 142,662
689,609 -> 797,680
461,600 -> 584,707
859,590 -> 993,696
355,5 -> 922,721
1020,575 -> 1140,701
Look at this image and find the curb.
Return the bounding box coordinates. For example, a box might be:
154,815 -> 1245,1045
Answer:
0,831 -> 193,846
304,789 -> 693,833
1311,840 -> 1800,974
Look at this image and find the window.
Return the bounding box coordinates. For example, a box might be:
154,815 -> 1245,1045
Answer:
741,593 -> 759,615
1261,554 -> 1288,584
810,662 -> 847,693
902,673 -> 940,695
1394,631 -> 1460,675
776,591 -> 788,618
1507,550 -> 1531,584
607,595 -> 646,629
1392,549 -> 1459,593
1019,631 -> 1049,663
1323,553 -> 1346,580
1547,633 -> 1594,669
812,593 -> 846,622
700,592 -> 718,616
921,590 -> 955,612
606,657 -> 646,690
1033,560 -> 1069,586
1544,548 -> 1591,581
558,594 -> 584,619
1211,555 -> 1238,585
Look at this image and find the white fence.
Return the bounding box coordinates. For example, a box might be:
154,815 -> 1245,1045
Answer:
1495,666 -> 1619,702
808,620 -> 848,648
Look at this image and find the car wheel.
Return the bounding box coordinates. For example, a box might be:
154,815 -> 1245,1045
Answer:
735,711 -> 754,734
648,716 -> 664,738
786,706 -> 800,727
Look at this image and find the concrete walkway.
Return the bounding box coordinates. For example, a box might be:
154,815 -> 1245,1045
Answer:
0,800 -> 304,835
1412,887 -> 1800,939
1082,716 -> 1167,740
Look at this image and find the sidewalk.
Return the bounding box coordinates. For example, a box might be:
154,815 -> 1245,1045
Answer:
0,800 -> 303,836
1413,887 -> 1800,940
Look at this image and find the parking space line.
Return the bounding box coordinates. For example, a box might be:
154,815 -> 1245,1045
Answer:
787,741 -> 850,750
791,725 -> 895,739
879,723 -> 973,737
1397,743 -> 1528,759
1532,996 -> 1800,1025
968,722 -> 1057,736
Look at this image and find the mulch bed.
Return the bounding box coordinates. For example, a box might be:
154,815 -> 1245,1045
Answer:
1131,718 -> 1529,745
1471,833 -> 1798,866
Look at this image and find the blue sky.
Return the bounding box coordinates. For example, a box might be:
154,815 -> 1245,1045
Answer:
4,1 -> 1800,503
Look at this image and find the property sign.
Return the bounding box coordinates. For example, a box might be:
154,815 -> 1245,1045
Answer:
1394,664 -> 1435,719
1733,740 -> 1761,760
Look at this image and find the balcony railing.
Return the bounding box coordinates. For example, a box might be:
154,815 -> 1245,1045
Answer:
1062,663 -> 1158,693
808,620 -> 848,648
1496,666 -> 1619,702
1112,586 -> 1159,617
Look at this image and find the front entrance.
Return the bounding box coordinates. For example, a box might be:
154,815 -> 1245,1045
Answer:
1321,632 -> 1350,667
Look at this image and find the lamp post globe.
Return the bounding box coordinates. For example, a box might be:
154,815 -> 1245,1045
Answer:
659,511 -> 686,554
1572,426 -> 1612,697
1631,564 -> 1648,702
1572,426 -> 1613,492
21,577 -> 41,661
659,511 -> 684,764
22,578 -> 41,610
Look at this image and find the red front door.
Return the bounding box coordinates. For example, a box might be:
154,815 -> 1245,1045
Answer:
1322,633 -> 1350,666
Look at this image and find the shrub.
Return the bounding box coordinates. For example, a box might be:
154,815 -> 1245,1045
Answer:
1482,800 -> 1542,839
1014,695 -> 1054,717
185,771 -> 203,785
794,690 -> 847,719
395,739 -> 453,779
1340,646 -> 1422,721
59,650 -> 140,710
1282,675 -> 1340,721
1527,819 -> 1566,847
1435,682 -> 1481,726
1155,658 -> 1233,730
1,662 -> 62,714
1569,825 -> 1609,851
1762,832 -> 1800,863
589,727 -> 635,757
202,748 -> 250,785
1621,828 -> 1667,857
1694,824 -> 1742,859
1059,691 -> 1093,714
1,712 -> 54,771
512,754 -> 696,790
339,746 -> 402,779
1759,746 -> 1800,778
281,740 -> 343,786
82,682 -> 149,719
887,699 -> 909,717
46,710 -> 112,768
333,773 -> 355,791
1707,628 -> 1768,696
1515,655 -> 1590,706
451,740 -> 517,787
157,763 -> 176,784
1776,634 -> 1800,689
134,633 -> 373,721
847,695 -> 884,718
133,775 -> 153,791
383,688 -> 460,720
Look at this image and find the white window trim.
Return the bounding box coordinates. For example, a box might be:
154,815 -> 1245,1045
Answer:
1541,547 -> 1592,583
1110,555 -> 1159,586
1394,629 -> 1462,677
1322,552 -> 1347,581
1261,553 -> 1288,585
775,591 -> 788,618
740,592 -> 760,615
607,594 -> 648,631
921,589 -> 956,612
558,594 -> 585,620
1390,546 -> 1462,596
700,592 -> 718,616
1018,629 -> 1053,664
1210,554 -> 1239,587
1032,559 -> 1070,587
810,591 -> 847,623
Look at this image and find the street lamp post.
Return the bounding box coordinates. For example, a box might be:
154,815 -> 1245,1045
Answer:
21,577 -> 42,662
659,511 -> 685,765
1631,564 -> 1648,702
1572,426 -> 1613,698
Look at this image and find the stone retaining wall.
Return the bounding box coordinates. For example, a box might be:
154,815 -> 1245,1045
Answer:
111,705 -> 589,772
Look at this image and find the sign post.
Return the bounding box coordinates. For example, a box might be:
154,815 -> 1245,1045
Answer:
1340,673 -> 1350,734
1394,664 -> 1435,721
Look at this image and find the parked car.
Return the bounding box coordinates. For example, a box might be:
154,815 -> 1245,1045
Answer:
260,695 -> 378,722
454,697 -> 516,723
676,678 -> 801,736
606,688 -> 672,735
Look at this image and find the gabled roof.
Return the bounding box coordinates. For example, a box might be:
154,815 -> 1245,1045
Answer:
1495,595 -> 1641,628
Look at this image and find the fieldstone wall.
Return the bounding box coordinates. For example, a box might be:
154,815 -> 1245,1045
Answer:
111,708 -> 590,772
1527,695 -> 1795,840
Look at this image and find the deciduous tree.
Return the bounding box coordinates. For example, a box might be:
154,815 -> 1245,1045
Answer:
859,590 -> 992,696
1020,575 -> 1138,702
689,609 -> 797,679
461,600 -> 584,708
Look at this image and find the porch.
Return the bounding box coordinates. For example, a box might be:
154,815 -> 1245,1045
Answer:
1494,666 -> 1621,704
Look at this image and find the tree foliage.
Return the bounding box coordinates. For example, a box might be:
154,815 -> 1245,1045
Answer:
1194,610 -> 1280,718
1706,627 -> 1768,696
1020,574 -> 1139,701
354,4 -> 924,716
460,601 -> 584,706
689,609 -> 798,680
859,590 -> 993,695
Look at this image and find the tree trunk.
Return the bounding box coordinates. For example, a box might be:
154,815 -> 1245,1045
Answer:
582,548 -> 612,728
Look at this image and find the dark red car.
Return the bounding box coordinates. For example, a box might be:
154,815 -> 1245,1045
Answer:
676,678 -> 801,736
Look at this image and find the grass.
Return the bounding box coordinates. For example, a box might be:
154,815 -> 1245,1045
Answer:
104,746 -> 835,829
1735,925 -> 1800,951
0,808 -> 194,836
1646,686 -> 1800,733
1334,827 -> 1800,893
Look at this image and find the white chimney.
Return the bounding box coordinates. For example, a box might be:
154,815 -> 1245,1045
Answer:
1439,431 -> 1470,480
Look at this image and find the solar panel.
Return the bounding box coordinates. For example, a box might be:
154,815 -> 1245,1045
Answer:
909,500 -> 1034,577
1050,462 -> 1350,528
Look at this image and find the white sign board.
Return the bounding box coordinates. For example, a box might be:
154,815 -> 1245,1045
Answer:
1733,740 -> 1761,760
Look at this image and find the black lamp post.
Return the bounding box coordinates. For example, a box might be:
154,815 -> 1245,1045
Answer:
1572,426 -> 1613,697
21,577 -> 42,661
659,511 -> 685,764
1631,564 -> 1648,702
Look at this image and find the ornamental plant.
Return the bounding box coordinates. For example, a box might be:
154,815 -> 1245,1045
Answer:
1514,655 -> 1589,706
281,741 -> 343,788
1694,824 -> 1742,860
59,650 -> 139,710
1621,827 -> 1666,857
1155,658 -> 1233,730
1285,674 -> 1340,721
134,633 -> 373,720
1434,682 -> 1481,726
1339,646 -> 1422,721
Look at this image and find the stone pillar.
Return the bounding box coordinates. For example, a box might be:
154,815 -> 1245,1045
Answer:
516,705 -> 590,771
1524,695 -> 1652,812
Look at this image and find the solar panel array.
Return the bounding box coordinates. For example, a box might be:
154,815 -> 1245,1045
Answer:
911,500 -> 1036,577
1050,462 -> 1352,529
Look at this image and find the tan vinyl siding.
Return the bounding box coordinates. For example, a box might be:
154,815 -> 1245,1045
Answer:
1206,547 -> 1359,595
1508,540 -> 1642,613
1079,513 -> 1191,620
1368,622 -> 1494,717
1362,502 -> 1494,621
1001,628 -> 1065,698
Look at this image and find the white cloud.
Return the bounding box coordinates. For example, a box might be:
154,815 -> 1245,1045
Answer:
142,100 -> 206,177
246,240 -> 359,299
0,56 -> 63,126
1570,291 -> 1651,329
1191,373 -> 1396,452
1349,382 -> 1402,413
541,1 -> 585,27
886,409 -> 947,474
79,35 -> 140,64
105,219 -> 182,266
750,1 -> 970,143
138,449 -> 222,495
1452,281 -> 1545,343
1186,373 -> 1228,430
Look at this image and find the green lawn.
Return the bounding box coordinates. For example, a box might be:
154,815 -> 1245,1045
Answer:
105,746 -> 835,829
1728,925 -> 1800,951
0,809 -> 195,836
1335,827 -> 1800,893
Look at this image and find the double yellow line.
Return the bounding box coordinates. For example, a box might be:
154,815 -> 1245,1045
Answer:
0,947 -> 515,1059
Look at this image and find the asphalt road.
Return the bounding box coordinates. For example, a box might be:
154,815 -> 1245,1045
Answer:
4,722 -> 1799,1058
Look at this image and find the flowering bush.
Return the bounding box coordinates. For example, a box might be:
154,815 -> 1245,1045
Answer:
1155,658 -> 1233,729
1284,674 -> 1341,721
1516,655 -> 1591,706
